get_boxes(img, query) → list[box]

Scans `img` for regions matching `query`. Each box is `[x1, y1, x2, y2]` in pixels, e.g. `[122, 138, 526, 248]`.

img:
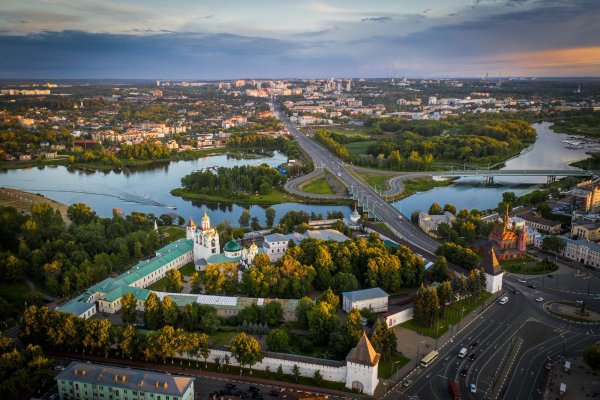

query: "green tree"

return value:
[262, 301, 284, 326]
[203, 263, 238, 295]
[437, 280, 454, 315]
[162, 296, 179, 327]
[542, 235, 566, 253]
[265, 207, 276, 228]
[583, 344, 600, 372]
[165, 269, 183, 293]
[307, 301, 338, 345]
[239, 209, 251, 228]
[370, 320, 398, 360]
[266, 328, 289, 352]
[230, 332, 263, 374]
[443, 204, 456, 214]
[190, 272, 203, 293]
[332, 272, 359, 294]
[182, 303, 198, 331]
[431, 256, 449, 282]
[313, 370, 323, 385]
[429, 202, 442, 215]
[144, 292, 163, 330]
[121, 292, 137, 325]
[119, 324, 140, 359]
[295, 297, 314, 329]
[67, 203, 97, 225]
[292, 364, 300, 381]
[317, 288, 340, 310]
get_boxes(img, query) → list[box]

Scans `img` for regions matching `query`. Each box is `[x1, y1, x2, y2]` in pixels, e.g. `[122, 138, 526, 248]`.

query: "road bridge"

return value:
[435, 169, 595, 184]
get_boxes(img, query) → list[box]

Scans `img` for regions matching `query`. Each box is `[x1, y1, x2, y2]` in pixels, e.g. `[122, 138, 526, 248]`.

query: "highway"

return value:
[273, 101, 441, 257]
[389, 277, 600, 400]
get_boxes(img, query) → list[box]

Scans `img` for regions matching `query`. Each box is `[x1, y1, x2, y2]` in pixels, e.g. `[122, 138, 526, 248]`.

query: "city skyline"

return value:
[0, 1, 599, 79]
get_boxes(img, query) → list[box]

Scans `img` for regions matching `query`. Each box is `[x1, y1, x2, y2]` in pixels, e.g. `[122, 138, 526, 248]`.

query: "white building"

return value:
[418, 211, 456, 238]
[342, 287, 389, 313]
[480, 248, 504, 294]
[263, 230, 349, 261]
[561, 237, 600, 269]
[187, 211, 220, 266]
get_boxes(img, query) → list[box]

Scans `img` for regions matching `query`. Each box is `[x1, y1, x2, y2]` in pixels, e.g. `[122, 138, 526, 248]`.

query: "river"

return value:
[0, 150, 351, 226]
[0, 122, 590, 225]
[392, 122, 591, 216]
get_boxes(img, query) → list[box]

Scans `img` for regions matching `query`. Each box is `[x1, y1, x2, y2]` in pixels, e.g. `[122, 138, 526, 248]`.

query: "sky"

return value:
[0, 0, 599, 79]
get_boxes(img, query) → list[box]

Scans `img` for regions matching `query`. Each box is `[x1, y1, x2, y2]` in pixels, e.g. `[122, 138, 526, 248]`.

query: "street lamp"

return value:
[415, 340, 426, 367]
[457, 307, 466, 331]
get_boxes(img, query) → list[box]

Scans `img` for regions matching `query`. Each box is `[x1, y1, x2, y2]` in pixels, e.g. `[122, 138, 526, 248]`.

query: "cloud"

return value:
[360, 17, 392, 23]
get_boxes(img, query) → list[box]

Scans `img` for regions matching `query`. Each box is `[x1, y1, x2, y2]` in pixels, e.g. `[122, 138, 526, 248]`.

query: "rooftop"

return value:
[342, 287, 389, 302]
[56, 362, 194, 396]
[345, 333, 380, 367]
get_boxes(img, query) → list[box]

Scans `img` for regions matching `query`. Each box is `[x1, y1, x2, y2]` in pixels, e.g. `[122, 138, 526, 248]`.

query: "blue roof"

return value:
[342, 287, 389, 302]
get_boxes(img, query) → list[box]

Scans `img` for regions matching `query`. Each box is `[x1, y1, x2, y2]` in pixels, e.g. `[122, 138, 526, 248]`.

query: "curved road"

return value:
[273, 101, 440, 257]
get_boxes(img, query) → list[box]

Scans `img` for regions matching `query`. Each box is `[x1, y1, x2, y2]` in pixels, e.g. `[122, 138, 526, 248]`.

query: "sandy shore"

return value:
[0, 187, 71, 224]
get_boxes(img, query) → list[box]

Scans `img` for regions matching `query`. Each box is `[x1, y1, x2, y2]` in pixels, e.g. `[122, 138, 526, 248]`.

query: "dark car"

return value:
[470, 342, 478, 349]
[527, 284, 536, 289]
[249, 386, 259, 393]
[512, 288, 519, 294]
[252, 394, 264, 400]
[460, 369, 468, 377]
[269, 389, 280, 397]
[226, 383, 236, 390]
[468, 353, 476, 361]
[547, 274, 554, 278]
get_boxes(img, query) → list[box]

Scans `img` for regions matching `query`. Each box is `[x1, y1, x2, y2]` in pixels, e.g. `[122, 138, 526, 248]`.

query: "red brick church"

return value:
[478, 206, 526, 261]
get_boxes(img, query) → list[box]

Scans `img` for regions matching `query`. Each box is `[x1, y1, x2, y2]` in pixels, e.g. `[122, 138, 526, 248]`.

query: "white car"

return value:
[469, 384, 477, 393]
[518, 279, 527, 283]
[535, 297, 544, 302]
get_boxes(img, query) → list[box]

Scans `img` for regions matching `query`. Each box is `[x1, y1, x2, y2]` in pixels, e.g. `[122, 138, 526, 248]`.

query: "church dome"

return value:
[250, 243, 258, 252]
[224, 240, 242, 252]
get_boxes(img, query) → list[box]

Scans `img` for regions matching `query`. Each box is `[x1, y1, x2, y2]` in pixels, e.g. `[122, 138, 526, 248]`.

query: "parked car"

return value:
[402, 380, 413, 387]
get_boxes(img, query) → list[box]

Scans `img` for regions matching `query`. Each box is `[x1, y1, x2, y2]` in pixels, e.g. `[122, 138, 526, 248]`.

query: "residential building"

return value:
[418, 211, 456, 238]
[572, 180, 600, 212]
[263, 230, 349, 261]
[519, 211, 562, 234]
[342, 287, 389, 313]
[561, 237, 600, 269]
[571, 219, 600, 241]
[56, 362, 194, 400]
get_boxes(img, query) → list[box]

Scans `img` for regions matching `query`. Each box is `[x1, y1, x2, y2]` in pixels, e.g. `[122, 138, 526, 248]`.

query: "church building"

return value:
[478, 206, 526, 261]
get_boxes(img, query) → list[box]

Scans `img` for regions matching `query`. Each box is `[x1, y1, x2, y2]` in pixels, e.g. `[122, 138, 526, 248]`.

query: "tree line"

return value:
[0, 203, 159, 322]
[180, 164, 286, 197]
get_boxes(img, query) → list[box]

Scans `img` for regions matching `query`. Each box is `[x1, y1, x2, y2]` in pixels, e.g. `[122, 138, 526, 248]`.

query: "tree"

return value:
[239, 209, 251, 228]
[67, 203, 97, 225]
[162, 296, 179, 327]
[583, 344, 600, 372]
[332, 272, 359, 294]
[121, 292, 137, 325]
[307, 301, 338, 345]
[262, 301, 283, 326]
[182, 303, 199, 331]
[295, 297, 314, 329]
[437, 280, 454, 314]
[276, 364, 284, 379]
[265, 207, 276, 228]
[413, 284, 440, 327]
[190, 272, 203, 293]
[266, 328, 289, 352]
[429, 202, 442, 215]
[443, 204, 456, 214]
[203, 263, 238, 295]
[370, 320, 397, 360]
[165, 269, 183, 293]
[542, 235, 566, 253]
[345, 308, 365, 344]
[431, 256, 449, 282]
[230, 333, 263, 374]
[292, 364, 300, 381]
[313, 370, 323, 386]
[119, 324, 139, 359]
[144, 292, 163, 330]
[317, 288, 340, 310]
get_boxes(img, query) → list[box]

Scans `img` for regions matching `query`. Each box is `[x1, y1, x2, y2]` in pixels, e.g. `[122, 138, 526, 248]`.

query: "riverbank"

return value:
[0, 187, 70, 224]
[171, 187, 353, 206]
[0, 146, 279, 171]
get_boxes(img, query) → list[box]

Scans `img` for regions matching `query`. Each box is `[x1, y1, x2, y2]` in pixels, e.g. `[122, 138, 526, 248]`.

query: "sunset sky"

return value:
[0, 0, 599, 79]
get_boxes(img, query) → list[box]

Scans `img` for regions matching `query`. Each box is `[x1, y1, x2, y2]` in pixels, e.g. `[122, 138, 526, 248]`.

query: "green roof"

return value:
[206, 253, 240, 265]
[224, 240, 242, 252]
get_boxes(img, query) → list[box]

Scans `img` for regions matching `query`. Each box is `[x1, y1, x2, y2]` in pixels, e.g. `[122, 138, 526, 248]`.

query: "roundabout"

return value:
[544, 300, 600, 323]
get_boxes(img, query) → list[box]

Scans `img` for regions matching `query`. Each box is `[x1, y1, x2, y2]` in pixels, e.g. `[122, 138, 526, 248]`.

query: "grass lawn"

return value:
[378, 353, 410, 379]
[301, 177, 335, 195]
[502, 260, 558, 275]
[352, 171, 391, 191]
[398, 178, 455, 200]
[146, 276, 170, 292]
[209, 331, 237, 346]
[328, 125, 371, 137]
[344, 140, 377, 155]
[401, 292, 492, 338]
[178, 262, 196, 277]
[164, 226, 185, 243]
[370, 221, 396, 238]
